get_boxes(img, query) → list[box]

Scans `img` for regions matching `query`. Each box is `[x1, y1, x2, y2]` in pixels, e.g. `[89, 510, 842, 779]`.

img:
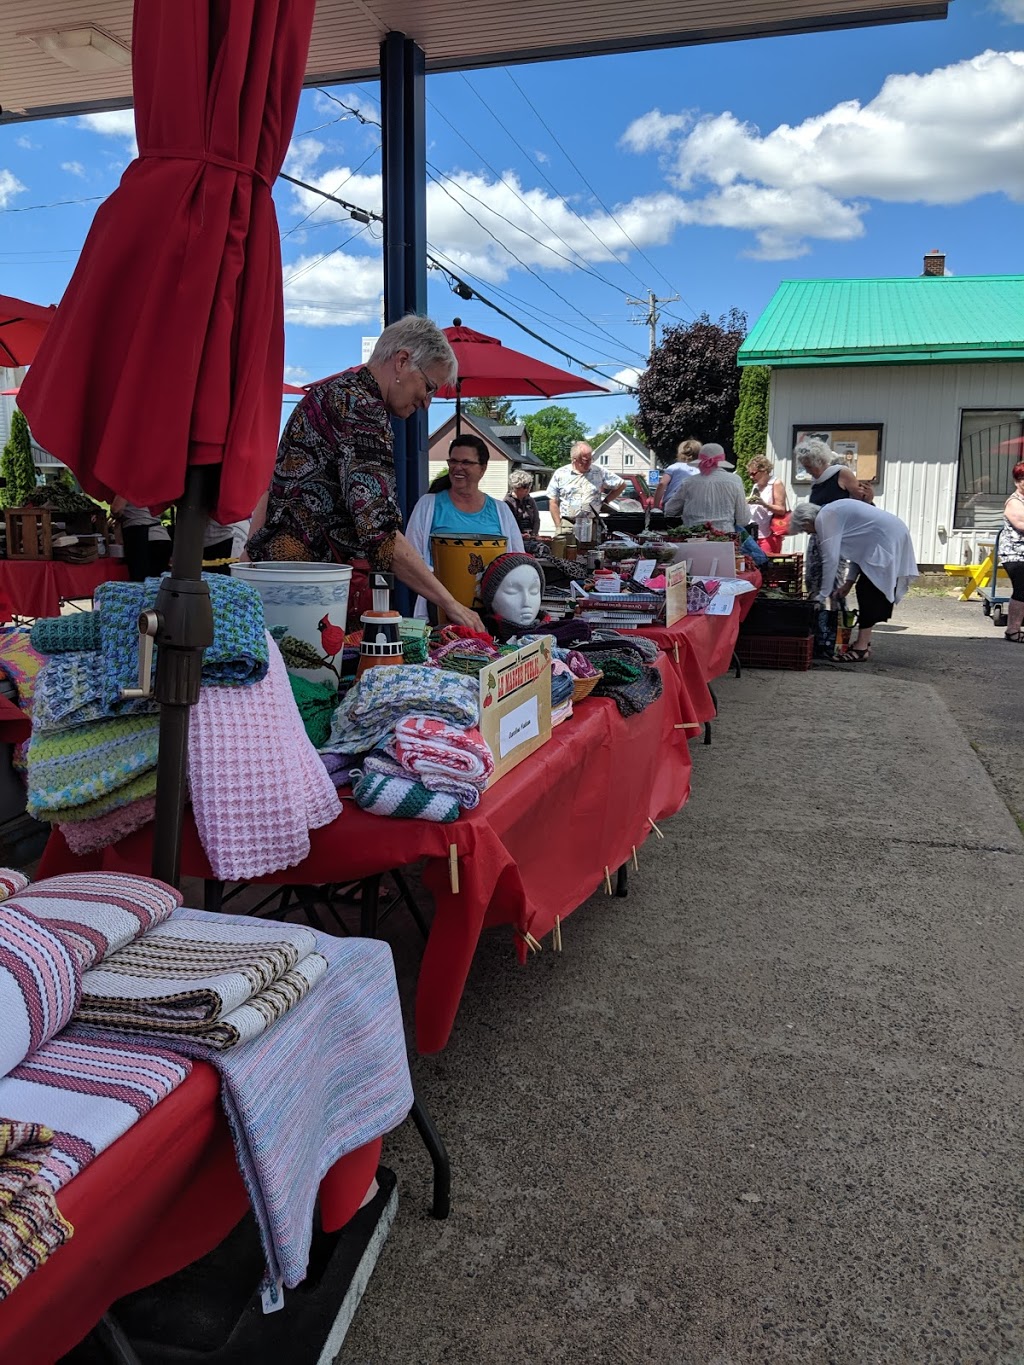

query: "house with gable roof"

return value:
[738, 252, 1024, 568]
[427, 412, 550, 501]
[591, 430, 656, 481]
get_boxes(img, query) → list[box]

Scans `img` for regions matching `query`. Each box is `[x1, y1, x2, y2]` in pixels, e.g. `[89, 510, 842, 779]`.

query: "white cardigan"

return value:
[405, 492, 524, 618]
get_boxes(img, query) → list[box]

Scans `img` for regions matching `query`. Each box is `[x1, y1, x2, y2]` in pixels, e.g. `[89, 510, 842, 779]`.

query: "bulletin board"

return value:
[792, 425, 883, 484]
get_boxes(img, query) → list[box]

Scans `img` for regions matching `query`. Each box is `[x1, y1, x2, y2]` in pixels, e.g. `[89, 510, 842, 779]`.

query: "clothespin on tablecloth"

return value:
[603, 866, 613, 896]
[448, 844, 459, 894]
[647, 817, 665, 840]
[632, 845, 639, 871]
[673, 642, 680, 664]
[674, 722, 701, 731]
[553, 915, 562, 953]
[515, 927, 543, 955]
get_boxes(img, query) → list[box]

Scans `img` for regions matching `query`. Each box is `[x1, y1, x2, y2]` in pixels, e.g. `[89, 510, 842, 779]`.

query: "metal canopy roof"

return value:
[2, 0, 948, 123]
[738, 276, 1024, 367]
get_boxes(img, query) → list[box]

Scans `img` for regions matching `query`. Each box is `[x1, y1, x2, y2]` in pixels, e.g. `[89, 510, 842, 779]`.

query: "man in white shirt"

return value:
[664, 443, 749, 531]
[548, 442, 626, 533]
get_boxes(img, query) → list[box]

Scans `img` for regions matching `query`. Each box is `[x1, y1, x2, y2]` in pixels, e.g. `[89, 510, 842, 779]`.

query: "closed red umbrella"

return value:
[19, 0, 316, 526]
[0, 294, 56, 369]
[438, 320, 607, 432]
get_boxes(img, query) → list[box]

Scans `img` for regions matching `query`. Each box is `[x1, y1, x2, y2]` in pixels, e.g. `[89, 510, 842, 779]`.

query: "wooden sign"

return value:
[479, 638, 552, 786]
[665, 562, 688, 626]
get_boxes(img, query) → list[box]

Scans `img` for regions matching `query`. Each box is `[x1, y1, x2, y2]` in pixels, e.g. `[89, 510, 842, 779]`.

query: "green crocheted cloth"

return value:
[287, 673, 338, 750]
[593, 654, 643, 686]
[26, 714, 159, 818]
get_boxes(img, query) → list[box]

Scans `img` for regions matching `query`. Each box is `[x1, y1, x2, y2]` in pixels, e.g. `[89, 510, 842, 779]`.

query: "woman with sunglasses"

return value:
[245, 316, 485, 631]
[405, 433, 524, 618]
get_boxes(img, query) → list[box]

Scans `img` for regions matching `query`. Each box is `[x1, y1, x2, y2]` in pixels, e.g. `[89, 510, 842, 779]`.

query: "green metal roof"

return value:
[738, 276, 1024, 367]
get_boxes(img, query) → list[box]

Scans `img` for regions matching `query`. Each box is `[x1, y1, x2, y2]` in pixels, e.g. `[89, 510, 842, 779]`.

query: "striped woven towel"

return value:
[0, 1119, 74, 1301]
[389, 716, 494, 787]
[0, 907, 81, 1080]
[6, 871, 182, 971]
[75, 916, 321, 1047]
[0, 1035, 191, 1190]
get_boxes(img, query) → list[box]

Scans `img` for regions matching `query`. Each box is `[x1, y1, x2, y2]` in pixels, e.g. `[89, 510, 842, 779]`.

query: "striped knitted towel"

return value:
[323, 665, 479, 757]
[351, 769, 460, 822]
[388, 716, 494, 788]
[0, 869, 29, 902]
[0, 1034, 191, 1190]
[363, 750, 481, 811]
[6, 872, 182, 971]
[0, 907, 80, 1080]
[188, 636, 341, 881]
[75, 917, 322, 1048]
[105, 907, 414, 1291]
[26, 713, 159, 819]
[0, 1120, 74, 1301]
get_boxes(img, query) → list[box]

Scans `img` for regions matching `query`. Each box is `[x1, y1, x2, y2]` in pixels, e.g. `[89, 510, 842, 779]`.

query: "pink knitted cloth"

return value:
[388, 716, 494, 788]
[188, 636, 341, 880]
[61, 796, 157, 856]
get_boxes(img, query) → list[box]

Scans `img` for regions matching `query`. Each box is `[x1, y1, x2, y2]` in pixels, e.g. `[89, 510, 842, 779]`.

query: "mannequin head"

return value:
[480, 553, 545, 626]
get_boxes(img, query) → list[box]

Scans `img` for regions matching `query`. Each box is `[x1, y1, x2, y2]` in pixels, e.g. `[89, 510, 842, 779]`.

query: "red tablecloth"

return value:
[0, 558, 129, 619]
[39, 654, 693, 1055]
[0, 693, 31, 744]
[0, 1062, 381, 1364]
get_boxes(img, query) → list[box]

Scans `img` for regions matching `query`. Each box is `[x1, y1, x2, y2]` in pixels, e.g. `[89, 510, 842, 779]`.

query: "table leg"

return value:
[359, 875, 382, 938]
[732, 650, 742, 679]
[408, 1090, 450, 1220]
[88, 1313, 144, 1365]
[615, 864, 629, 898]
[203, 879, 224, 913]
[703, 721, 712, 746]
[391, 869, 430, 941]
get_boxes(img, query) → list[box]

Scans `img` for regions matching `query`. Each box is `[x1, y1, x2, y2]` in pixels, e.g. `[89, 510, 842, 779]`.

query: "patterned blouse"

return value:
[999, 491, 1024, 565]
[247, 367, 401, 570]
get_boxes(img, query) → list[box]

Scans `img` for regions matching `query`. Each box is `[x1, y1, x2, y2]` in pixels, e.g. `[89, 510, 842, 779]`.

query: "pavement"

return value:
[338, 588, 1024, 1365]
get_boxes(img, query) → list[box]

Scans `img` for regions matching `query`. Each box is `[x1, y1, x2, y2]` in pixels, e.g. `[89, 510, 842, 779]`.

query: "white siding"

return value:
[427, 454, 510, 500]
[593, 433, 654, 476]
[767, 362, 1024, 566]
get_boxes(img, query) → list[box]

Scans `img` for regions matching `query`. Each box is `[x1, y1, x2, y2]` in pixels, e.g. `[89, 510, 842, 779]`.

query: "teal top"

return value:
[430, 490, 503, 538]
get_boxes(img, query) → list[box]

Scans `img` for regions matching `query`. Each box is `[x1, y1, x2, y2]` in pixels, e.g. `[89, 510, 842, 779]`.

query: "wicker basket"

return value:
[571, 669, 603, 703]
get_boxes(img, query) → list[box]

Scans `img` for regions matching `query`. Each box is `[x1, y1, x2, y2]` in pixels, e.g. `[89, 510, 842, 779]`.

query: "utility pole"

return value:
[627, 289, 679, 356]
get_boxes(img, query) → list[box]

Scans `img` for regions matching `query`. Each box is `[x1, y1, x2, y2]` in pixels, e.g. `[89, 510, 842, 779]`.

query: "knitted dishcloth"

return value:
[61, 795, 157, 856]
[362, 750, 481, 811]
[287, 673, 338, 750]
[351, 770, 460, 823]
[322, 665, 479, 758]
[53, 770, 158, 825]
[31, 614, 99, 656]
[584, 648, 664, 717]
[33, 651, 158, 734]
[27, 714, 160, 818]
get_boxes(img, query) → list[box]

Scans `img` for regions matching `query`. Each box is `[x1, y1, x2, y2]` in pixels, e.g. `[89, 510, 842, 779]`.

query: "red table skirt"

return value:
[0, 559, 129, 619]
[0, 1062, 381, 1365]
[40, 652, 694, 1055]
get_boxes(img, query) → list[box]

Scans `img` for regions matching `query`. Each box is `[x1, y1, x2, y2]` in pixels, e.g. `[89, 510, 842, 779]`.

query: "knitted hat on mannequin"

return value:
[479, 553, 545, 614]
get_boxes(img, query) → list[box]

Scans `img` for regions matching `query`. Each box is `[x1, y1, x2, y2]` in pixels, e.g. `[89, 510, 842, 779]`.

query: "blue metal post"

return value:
[381, 32, 427, 520]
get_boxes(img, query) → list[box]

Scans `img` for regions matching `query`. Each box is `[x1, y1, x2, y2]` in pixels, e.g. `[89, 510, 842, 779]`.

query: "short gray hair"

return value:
[570, 440, 593, 459]
[368, 315, 457, 384]
[788, 502, 820, 534]
[508, 469, 533, 489]
[794, 437, 833, 473]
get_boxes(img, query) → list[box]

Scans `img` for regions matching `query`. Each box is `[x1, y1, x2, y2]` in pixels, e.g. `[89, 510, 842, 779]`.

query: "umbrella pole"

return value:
[455, 382, 461, 438]
[150, 465, 217, 887]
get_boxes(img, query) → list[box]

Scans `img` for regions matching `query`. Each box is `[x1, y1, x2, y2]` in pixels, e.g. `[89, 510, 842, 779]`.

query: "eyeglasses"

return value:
[414, 368, 438, 398]
[448, 458, 481, 468]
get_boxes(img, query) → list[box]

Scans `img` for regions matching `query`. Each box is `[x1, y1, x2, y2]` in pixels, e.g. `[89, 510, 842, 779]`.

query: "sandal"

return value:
[1004, 631, 1024, 643]
[841, 647, 872, 663]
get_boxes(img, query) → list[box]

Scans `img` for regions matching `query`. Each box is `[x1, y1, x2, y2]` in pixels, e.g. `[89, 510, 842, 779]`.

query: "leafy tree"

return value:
[733, 365, 771, 480]
[0, 410, 38, 508]
[637, 308, 747, 455]
[588, 413, 641, 447]
[522, 405, 587, 469]
[464, 396, 517, 425]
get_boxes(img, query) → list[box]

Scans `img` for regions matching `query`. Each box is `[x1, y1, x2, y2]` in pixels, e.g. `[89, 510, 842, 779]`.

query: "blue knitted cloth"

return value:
[33, 652, 159, 734]
[31, 613, 100, 655]
[322, 666, 479, 758]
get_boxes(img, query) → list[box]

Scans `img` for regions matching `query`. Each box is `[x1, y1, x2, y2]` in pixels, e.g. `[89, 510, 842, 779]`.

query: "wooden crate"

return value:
[5, 507, 53, 561]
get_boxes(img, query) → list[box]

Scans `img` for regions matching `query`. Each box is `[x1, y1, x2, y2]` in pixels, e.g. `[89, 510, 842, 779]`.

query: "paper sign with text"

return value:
[665, 562, 688, 626]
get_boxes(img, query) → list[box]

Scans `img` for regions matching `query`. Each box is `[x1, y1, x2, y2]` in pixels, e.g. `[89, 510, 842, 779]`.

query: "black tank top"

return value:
[808, 470, 851, 507]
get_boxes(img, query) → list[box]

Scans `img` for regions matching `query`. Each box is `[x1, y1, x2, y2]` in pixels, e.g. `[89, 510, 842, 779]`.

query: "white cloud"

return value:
[620, 109, 692, 153]
[283, 249, 383, 328]
[993, 0, 1024, 19]
[15, 136, 38, 151]
[535, 150, 549, 164]
[284, 364, 310, 382]
[607, 366, 644, 392]
[61, 160, 86, 179]
[284, 137, 326, 179]
[623, 50, 1024, 257]
[0, 170, 26, 208]
[77, 110, 138, 156]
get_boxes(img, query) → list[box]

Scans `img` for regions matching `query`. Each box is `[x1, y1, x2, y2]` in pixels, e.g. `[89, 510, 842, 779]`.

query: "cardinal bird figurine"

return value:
[317, 614, 345, 663]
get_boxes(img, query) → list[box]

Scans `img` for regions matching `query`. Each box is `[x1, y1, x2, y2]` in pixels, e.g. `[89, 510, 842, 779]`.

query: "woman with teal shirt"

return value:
[406, 434, 524, 617]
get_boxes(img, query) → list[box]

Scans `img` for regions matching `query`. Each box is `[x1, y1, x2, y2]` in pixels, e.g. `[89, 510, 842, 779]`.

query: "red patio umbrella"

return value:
[439, 320, 608, 434]
[19, 0, 316, 885]
[0, 293, 56, 369]
[998, 437, 1024, 456]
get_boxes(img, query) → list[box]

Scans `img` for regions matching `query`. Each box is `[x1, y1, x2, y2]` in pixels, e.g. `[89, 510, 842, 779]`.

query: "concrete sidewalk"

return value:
[341, 597, 1024, 1364]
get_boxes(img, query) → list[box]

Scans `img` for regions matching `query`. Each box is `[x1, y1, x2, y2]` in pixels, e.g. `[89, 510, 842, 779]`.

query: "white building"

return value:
[591, 431, 655, 479]
[739, 258, 1024, 569]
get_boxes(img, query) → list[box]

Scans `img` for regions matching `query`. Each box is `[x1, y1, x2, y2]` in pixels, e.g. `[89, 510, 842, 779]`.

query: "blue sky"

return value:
[1, 0, 1021, 441]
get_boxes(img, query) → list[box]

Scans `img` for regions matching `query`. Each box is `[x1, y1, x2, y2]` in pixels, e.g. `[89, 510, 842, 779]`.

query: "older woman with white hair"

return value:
[246, 315, 484, 631]
[504, 469, 541, 537]
[788, 501, 918, 662]
[795, 437, 864, 506]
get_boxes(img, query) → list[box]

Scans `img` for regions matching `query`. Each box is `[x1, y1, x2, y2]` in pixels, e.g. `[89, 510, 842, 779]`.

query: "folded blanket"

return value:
[92, 908, 413, 1290]
[7, 872, 181, 971]
[32, 650, 158, 734]
[388, 716, 494, 790]
[351, 769, 460, 822]
[323, 665, 479, 757]
[202, 953, 328, 1050]
[0, 1119, 74, 1300]
[0, 908, 81, 1080]
[75, 916, 319, 1046]
[188, 635, 340, 881]
[0, 1035, 191, 1190]
[60, 795, 157, 856]
[26, 714, 160, 818]
[0, 869, 29, 902]
[363, 750, 481, 811]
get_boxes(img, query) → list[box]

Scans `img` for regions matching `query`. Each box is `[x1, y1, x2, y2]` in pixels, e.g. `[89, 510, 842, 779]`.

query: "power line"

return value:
[0, 194, 103, 213]
[627, 290, 680, 356]
[279, 145, 380, 241]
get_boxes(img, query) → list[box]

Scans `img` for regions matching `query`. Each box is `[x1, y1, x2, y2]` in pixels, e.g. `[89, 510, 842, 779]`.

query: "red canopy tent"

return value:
[438, 320, 609, 433]
[0, 294, 56, 369]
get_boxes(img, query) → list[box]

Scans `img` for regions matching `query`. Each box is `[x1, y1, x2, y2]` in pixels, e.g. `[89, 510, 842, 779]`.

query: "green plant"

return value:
[733, 365, 771, 489]
[0, 410, 38, 508]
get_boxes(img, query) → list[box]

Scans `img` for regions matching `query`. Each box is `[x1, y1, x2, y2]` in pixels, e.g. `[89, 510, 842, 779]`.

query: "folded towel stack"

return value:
[0, 1120, 75, 1300]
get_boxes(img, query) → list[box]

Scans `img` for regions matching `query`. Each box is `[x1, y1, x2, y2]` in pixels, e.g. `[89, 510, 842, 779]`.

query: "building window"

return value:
[624, 453, 634, 466]
[791, 424, 883, 484]
[954, 409, 1024, 530]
